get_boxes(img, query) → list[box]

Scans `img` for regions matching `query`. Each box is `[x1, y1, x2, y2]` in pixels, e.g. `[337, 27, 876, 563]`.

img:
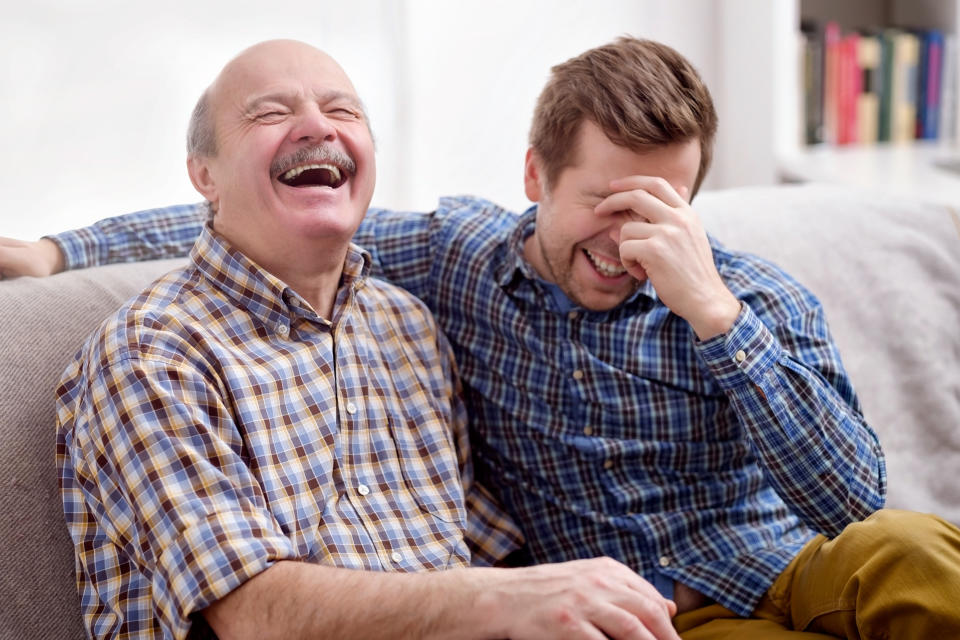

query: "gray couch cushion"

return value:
[0, 259, 184, 639]
[699, 183, 960, 523]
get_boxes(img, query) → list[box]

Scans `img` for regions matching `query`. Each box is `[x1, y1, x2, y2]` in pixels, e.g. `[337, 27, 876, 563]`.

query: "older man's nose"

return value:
[290, 106, 337, 143]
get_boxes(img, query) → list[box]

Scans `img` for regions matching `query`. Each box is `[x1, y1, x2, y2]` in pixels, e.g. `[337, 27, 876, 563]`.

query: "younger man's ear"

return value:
[523, 148, 546, 203]
[187, 154, 220, 207]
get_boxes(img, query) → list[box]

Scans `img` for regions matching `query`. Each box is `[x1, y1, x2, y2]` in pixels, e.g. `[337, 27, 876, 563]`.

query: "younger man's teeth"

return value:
[281, 163, 342, 181]
[585, 249, 626, 276]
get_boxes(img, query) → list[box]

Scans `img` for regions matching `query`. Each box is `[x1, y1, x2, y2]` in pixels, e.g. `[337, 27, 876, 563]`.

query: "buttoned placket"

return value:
[330, 284, 409, 571]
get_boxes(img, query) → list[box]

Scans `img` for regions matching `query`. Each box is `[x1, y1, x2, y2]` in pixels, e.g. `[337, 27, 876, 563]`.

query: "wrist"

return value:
[426, 568, 506, 640]
[690, 294, 741, 341]
[38, 238, 65, 275]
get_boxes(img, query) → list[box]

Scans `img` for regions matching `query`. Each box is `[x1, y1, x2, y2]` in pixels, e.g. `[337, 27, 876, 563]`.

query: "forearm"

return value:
[204, 561, 501, 640]
[49, 202, 207, 270]
[734, 358, 885, 532]
[700, 304, 885, 535]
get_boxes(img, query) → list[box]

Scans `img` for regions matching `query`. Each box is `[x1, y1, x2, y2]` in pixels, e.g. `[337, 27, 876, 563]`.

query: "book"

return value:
[857, 34, 882, 144]
[877, 30, 895, 142]
[919, 30, 944, 140]
[822, 22, 842, 144]
[890, 30, 920, 143]
[938, 34, 958, 145]
[801, 22, 825, 144]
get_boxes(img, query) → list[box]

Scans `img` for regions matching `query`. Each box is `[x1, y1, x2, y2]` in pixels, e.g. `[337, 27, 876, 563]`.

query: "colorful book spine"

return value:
[857, 34, 881, 145]
[890, 31, 919, 143]
[938, 34, 958, 145]
[921, 30, 944, 140]
[823, 22, 842, 145]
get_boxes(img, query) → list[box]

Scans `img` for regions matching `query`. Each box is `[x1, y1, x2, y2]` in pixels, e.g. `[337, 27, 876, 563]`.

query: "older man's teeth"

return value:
[280, 163, 342, 183]
[584, 249, 626, 277]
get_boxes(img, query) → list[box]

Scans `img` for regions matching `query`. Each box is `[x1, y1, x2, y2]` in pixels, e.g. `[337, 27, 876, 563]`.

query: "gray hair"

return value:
[187, 89, 217, 156]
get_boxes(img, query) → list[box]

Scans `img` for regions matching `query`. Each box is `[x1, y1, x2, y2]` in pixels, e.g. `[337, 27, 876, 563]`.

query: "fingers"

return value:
[576, 559, 679, 640]
[609, 176, 687, 207]
[595, 188, 670, 224]
[497, 558, 681, 640]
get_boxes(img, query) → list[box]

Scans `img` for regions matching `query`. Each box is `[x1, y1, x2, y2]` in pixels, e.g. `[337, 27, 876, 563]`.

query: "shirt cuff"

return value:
[153, 509, 297, 638]
[46, 227, 109, 270]
[696, 302, 783, 390]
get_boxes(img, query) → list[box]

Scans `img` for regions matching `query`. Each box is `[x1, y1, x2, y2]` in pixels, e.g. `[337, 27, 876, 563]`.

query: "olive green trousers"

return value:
[674, 510, 960, 639]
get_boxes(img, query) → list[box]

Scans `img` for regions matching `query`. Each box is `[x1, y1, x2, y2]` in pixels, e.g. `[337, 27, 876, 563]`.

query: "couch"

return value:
[1, 183, 958, 638]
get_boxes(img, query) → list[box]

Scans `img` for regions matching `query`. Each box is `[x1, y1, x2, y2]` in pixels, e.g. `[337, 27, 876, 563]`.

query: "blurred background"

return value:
[2, 0, 957, 239]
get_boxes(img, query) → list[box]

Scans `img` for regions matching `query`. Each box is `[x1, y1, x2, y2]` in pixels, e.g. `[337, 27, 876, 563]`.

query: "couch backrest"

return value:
[698, 184, 960, 523]
[0, 259, 184, 640]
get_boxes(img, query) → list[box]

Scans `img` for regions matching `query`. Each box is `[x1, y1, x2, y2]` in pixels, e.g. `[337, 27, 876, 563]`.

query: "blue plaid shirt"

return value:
[52, 196, 886, 616]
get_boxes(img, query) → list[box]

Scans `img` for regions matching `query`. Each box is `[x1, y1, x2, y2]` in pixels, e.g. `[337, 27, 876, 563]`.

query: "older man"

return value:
[10, 37, 960, 638]
[53, 40, 681, 640]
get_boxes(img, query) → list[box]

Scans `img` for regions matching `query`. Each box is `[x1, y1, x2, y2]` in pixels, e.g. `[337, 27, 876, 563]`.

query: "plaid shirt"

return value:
[53, 195, 886, 617]
[55, 224, 522, 639]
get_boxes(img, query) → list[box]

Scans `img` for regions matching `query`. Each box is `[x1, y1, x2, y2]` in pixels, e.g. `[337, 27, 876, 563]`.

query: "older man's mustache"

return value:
[271, 144, 357, 181]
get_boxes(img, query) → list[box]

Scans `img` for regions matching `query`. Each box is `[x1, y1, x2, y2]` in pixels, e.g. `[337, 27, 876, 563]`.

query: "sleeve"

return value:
[59, 345, 297, 639]
[47, 203, 208, 270]
[433, 328, 525, 565]
[696, 256, 886, 538]
[353, 208, 439, 302]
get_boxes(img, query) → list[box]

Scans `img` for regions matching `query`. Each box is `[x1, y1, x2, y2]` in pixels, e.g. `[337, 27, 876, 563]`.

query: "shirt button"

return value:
[357, 483, 370, 496]
[583, 426, 594, 436]
[572, 369, 584, 380]
[659, 555, 671, 568]
[277, 324, 289, 336]
[391, 552, 403, 564]
[735, 349, 746, 363]
[603, 459, 614, 470]
[346, 402, 358, 414]
[568, 310, 579, 320]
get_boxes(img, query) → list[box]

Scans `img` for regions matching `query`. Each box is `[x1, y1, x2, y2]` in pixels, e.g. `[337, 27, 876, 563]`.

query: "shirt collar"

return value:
[189, 222, 371, 330]
[496, 205, 658, 316]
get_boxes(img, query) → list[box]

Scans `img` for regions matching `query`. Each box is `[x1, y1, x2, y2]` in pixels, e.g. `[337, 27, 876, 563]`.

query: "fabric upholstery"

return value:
[0, 259, 183, 639]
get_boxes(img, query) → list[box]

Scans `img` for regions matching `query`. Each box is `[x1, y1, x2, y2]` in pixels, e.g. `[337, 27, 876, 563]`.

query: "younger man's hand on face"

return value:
[594, 177, 740, 340]
[0, 237, 65, 280]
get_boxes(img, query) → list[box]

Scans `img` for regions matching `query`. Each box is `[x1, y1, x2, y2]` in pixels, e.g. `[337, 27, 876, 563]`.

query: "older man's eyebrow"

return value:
[244, 90, 367, 117]
[314, 89, 367, 114]
[244, 92, 295, 113]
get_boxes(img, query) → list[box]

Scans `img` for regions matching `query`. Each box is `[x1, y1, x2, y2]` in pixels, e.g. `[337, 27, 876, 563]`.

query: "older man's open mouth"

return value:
[277, 163, 348, 189]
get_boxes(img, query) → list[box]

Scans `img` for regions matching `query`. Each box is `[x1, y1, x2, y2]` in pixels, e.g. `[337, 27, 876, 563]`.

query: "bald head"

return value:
[187, 40, 361, 157]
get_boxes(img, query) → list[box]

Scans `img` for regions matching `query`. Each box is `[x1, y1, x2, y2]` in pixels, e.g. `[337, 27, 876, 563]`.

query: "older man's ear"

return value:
[187, 155, 219, 209]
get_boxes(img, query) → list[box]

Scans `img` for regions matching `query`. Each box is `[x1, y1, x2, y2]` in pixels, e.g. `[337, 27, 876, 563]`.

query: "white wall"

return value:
[2, 0, 776, 240]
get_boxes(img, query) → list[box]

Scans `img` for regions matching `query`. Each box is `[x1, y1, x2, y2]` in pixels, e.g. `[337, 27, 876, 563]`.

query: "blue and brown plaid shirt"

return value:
[53, 195, 886, 617]
[55, 223, 522, 639]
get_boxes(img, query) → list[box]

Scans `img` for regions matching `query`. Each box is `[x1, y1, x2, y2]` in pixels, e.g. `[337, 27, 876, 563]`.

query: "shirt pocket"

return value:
[389, 409, 467, 526]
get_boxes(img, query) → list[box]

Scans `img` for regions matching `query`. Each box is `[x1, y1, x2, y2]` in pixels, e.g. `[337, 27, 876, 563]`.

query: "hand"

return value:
[485, 557, 680, 640]
[0, 237, 65, 279]
[595, 176, 740, 340]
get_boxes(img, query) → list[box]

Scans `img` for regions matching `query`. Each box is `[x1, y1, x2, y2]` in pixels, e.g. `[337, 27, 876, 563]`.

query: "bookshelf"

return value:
[772, 0, 960, 205]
